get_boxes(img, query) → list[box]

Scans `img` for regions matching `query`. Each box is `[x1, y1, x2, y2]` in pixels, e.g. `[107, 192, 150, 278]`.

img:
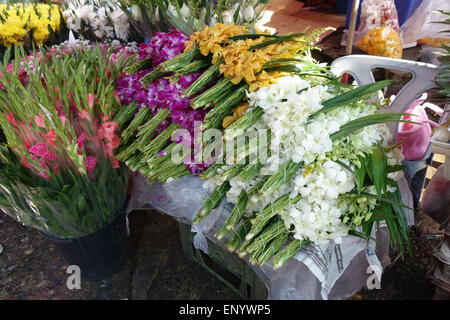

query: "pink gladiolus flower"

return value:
[29, 143, 56, 161]
[98, 121, 119, 140]
[37, 171, 50, 180]
[4, 112, 17, 126]
[29, 143, 48, 157]
[85, 156, 97, 172]
[79, 109, 91, 120]
[40, 158, 47, 170]
[34, 114, 45, 127]
[59, 115, 67, 126]
[77, 133, 86, 150]
[87, 93, 95, 108]
[43, 149, 57, 161]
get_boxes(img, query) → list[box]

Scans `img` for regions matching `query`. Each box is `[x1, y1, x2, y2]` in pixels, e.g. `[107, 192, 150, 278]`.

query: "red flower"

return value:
[20, 156, 30, 169]
[112, 158, 119, 169]
[44, 129, 58, 147]
[4, 112, 17, 126]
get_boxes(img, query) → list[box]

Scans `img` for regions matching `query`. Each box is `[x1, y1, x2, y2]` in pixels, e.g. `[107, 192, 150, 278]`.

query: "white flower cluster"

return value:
[204, 74, 406, 244]
[167, 1, 258, 27]
[281, 160, 355, 244]
[63, 0, 130, 41]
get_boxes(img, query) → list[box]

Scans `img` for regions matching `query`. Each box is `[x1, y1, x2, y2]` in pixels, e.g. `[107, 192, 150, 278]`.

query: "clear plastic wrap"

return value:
[0, 148, 129, 239]
[357, 25, 403, 58]
[127, 173, 413, 300]
[342, 0, 402, 57]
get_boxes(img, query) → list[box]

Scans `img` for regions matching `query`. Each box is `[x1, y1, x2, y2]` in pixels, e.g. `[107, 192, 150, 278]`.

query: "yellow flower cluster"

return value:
[357, 26, 402, 59]
[0, 4, 61, 47]
[222, 102, 250, 128]
[184, 23, 248, 63]
[185, 23, 307, 91]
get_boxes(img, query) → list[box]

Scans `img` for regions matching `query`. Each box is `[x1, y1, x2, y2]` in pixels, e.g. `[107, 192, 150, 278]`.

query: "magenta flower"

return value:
[29, 143, 49, 158]
[85, 156, 97, 172]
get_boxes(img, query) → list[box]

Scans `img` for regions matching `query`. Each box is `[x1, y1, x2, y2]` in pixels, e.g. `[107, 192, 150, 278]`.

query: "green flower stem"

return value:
[256, 232, 289, 266]
[121, 107, 152, 143]
[260, 160, 303, 197]
[220, 164, 244, 182]
[204, 85, 248, 120]
[272, 239, 309, 269]
[176, 58, 210, 76]
[141, 123, 181, 156]
[224, 189, 249, 231]
[246, 219, 286, 254]
[190, 77, 235, 109]
[192, 181, 230, 225]
[238, 161, 264, 181]
[226, 217, 253, 253]
[247, 194, 302, 241]
[184, 61, 221, 97]
[112, 102, 138, 130]
[124, 57, 153, 75]
[224, 107, 264, 141]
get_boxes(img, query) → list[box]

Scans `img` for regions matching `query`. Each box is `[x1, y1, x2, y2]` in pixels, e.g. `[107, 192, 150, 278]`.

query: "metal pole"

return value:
[346, 0, 360, 55]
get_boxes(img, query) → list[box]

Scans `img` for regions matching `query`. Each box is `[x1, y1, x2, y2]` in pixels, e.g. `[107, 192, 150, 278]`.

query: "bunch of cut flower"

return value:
[113, 28, 211, 182]
[192, 71, 416, 269]
[116, 0, 268, 40]
[115, 23, 330, 183]
[0, 45, 132, 238]
[0, 3, 65, 49]
[62, 0, 132, 42]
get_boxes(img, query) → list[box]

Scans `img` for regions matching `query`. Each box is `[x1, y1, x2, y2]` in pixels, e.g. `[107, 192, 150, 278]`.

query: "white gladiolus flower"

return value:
[205, 74, 403, 245]
[243, 6, 255, 22]
[222, 11, 233, 25]
[180, 3, 191, 20]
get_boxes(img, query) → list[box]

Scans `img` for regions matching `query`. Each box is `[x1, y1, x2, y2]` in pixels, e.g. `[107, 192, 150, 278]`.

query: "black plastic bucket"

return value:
[40, 208, 128, 281]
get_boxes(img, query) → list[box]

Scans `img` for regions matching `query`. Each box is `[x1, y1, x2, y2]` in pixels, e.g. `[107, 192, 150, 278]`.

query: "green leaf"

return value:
[354, 156, 366, 193]
[309, 80, 393, 119]
[370, 146, 387, 197]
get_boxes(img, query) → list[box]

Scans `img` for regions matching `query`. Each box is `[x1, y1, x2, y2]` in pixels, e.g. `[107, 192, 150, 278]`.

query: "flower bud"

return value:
[243, 6, 254, 22]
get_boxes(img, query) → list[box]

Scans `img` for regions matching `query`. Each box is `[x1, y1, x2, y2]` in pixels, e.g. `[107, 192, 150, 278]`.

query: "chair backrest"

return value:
[330, 55, 440, 137]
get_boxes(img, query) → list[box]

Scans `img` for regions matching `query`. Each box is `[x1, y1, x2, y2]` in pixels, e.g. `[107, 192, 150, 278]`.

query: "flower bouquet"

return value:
[117, 23, 416, 269]
[113, 23, 326, 182]
[62, 0, 132, 42]
[0, 46, 131, 240]
[0, 3, 66, 54]
[117, 0, 268, 40]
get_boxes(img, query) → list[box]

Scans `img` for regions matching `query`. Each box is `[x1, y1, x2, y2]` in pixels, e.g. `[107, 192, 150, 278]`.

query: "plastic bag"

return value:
[127, 173, 415, 299]
[400, 0, 450, 48]
[342, 0, 402, 56]
[420, 163, 450, 226]
[357, 25, 402, 58]
[356, 0, 400, 33]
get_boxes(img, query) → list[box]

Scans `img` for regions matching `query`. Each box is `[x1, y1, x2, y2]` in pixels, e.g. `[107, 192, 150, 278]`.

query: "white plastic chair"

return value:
[330, 55, 441, 203]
